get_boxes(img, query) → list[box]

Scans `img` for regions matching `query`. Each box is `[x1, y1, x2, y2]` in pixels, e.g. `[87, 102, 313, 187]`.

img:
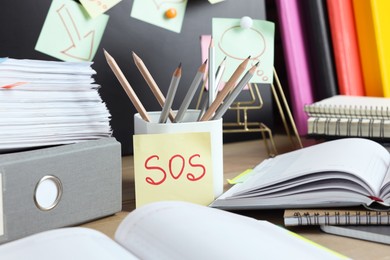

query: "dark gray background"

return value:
[0, 0, 275, 154]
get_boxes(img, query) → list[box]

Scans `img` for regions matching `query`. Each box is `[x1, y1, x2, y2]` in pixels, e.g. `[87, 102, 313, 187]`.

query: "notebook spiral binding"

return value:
[305, 96, 390, 139]
[292, 210, 390, 225]
[305, 104, 390, 119]
[309, 117, 389, 138]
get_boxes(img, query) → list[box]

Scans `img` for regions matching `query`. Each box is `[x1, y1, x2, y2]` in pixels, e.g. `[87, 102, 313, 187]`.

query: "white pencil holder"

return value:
[133, 110, 224, 203]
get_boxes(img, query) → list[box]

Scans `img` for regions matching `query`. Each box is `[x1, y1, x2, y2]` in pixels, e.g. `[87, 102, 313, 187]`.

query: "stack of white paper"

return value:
[0, 57, 112, 152]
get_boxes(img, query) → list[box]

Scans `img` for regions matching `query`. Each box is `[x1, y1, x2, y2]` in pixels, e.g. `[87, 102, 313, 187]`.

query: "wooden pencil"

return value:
[132, 52, 175, 122]
[212, 62, 258, 120]
[208, 37, 216, 107]
[175, 59, 207, 123]
[159, 63, 182, 123]
[197, 56, 227, 121]
[200, 56, 250, 121]
[214, 56, 227, 94]
[104, 49, 150, 122]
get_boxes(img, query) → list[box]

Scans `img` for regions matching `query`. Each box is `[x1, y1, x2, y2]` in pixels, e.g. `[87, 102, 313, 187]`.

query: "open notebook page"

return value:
[115, 201, 346, 259]
[233, 138, 390, 197]
[0, 227, 136, 259]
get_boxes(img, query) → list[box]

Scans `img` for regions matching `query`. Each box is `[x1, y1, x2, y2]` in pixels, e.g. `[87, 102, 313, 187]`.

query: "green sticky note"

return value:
[212, 18, 275, 83]
[130, 0, 187, 33]
[35, 0, 109, 62]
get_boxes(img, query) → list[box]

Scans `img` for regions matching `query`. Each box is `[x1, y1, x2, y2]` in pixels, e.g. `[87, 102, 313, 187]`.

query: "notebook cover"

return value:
[320, 225, 390, 245]
[0, 138, 122, 244]
[298, 0, 338, 101]
[326, 0, 365, 96]
[275, 0, 314, 135]
[353, 0, 390, 97]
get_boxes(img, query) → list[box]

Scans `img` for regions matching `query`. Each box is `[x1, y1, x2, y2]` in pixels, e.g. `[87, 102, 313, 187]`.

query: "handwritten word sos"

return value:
[144, 153, 207, 185]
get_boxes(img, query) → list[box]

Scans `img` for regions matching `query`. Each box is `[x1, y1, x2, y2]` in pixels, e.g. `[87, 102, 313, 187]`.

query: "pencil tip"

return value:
[223, 56, 227, 61]
[247, 55, 251, 59]
[175, 63, 182, 76]
[255, 61, 259, 66]
[103, 49, 110, 58]
[204, 59, 208, 64]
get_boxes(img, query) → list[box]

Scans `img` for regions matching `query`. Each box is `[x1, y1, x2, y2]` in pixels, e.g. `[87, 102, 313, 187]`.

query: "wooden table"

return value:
[81, 135, 390, 259]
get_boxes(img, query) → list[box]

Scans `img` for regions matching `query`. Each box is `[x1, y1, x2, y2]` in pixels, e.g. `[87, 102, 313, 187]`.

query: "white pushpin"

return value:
[240, 16, 253, 29]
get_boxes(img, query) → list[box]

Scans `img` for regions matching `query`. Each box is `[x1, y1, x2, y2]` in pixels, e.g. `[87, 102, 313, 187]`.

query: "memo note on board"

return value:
[35, 0, 109, 62]
[79, 0, 122, 18]
[133, 132, 214, 208]
[212, 18, 275, 84]
[130, 0, 187, 33]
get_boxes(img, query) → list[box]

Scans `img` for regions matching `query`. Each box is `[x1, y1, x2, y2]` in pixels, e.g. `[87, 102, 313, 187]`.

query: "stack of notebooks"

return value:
[0, 57, 112, 152]
[284, 208, 390, 226]
[210, 137, 390, 244]
[284, 208, 390, 245]
[274, 0, 390, 134]
[304, 95, 390, 140]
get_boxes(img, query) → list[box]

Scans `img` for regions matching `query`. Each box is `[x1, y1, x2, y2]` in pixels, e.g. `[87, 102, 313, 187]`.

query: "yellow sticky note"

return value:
[227, 169, 253, 184]
[79, 0, 122, 18]
[133, 132, 214, 208]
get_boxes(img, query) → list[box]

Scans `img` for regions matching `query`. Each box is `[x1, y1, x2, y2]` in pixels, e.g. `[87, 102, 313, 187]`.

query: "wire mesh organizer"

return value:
[197, 68, 302, 157]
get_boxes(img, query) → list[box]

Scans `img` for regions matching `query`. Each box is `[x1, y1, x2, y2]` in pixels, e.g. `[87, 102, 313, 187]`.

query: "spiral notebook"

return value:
[304, 95, 390, 139]
[320, 225, 390, 245]
[284, 208, 390, 226]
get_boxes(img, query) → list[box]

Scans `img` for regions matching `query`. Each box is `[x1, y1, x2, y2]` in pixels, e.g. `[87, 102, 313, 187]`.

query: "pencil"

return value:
[200, 56, 251, 121]
[159, 63, 182, 123]
[197, 56, 226, 121]
[132, 52, 175, 122]
[196, 90, 209, 121]
[214, 56, 227, 95]
[104, 49, 150, 122]
[212, 62, 258, 120]
[175, 59, 208, 123]
[208, 37, 216, 108]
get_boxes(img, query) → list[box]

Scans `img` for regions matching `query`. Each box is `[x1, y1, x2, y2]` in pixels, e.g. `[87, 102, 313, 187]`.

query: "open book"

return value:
[210, 138, 390, 210]
[0, 201, 346, 259]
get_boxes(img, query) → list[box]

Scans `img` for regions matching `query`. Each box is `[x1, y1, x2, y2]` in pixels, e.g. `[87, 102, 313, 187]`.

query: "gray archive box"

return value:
[0, 137, 122, 244]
